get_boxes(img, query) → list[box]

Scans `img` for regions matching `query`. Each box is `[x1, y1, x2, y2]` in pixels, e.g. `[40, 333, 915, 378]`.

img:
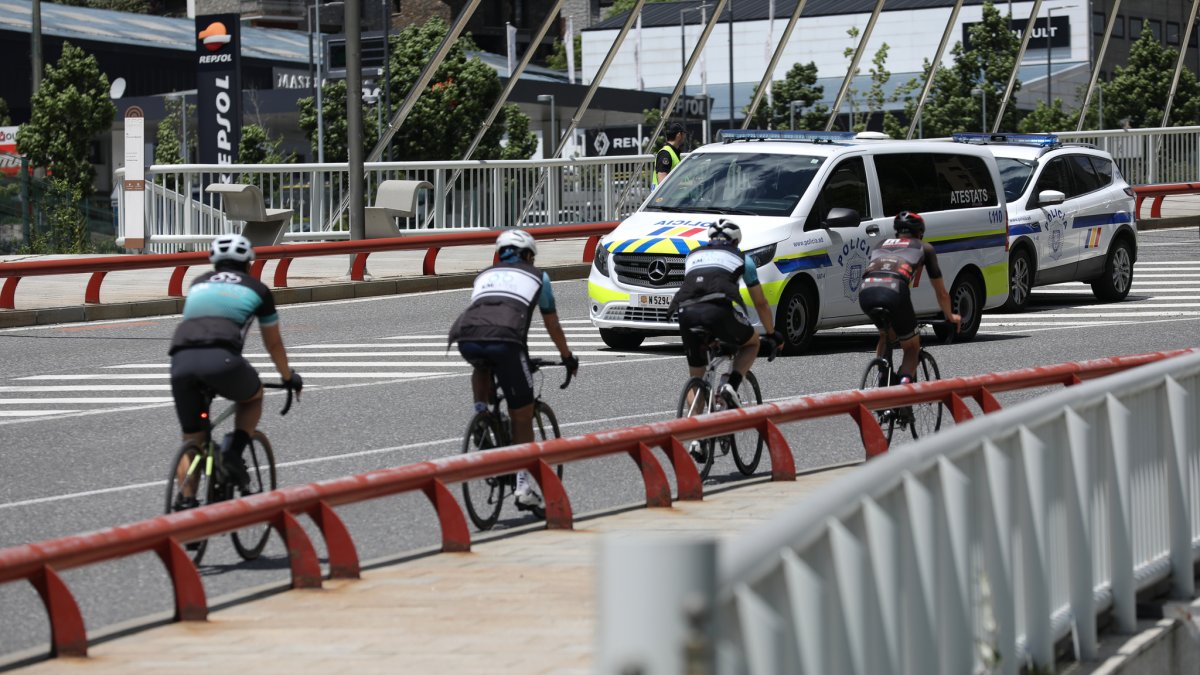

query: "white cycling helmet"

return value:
[210, 233, 255, 265]
[495, 228, 538, 257]
[707, 219, 742, 245]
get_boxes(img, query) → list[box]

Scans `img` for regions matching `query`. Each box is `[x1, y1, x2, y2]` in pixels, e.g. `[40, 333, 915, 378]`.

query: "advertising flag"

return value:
[507, 23, 517, 77]
[565, 16, 576, 84]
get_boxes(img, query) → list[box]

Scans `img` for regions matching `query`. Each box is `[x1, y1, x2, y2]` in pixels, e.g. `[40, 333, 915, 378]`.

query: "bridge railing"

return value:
[599, 350, 1200, 675]
[0, 349, 1189, 660]
[1059, 126, 1200, 186]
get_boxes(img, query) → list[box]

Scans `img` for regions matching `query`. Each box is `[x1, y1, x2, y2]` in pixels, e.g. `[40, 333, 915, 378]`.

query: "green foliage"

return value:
[742, 62, 828, 130]
[238, 124, 296, 165]
[1017, 98, 1075, 133]
[54, 0, 150, 12]
[605, 0, 672, 19]
[25, 178, 89, 254]
[838, 28, 911, 135]
[17, 42, 115, 195]
[1099, 20, 1200, 128]
[154, 98, 184, 166]
[0, 98, 10, 126]
[912, 1, 1021, 137]
[499, 104, 538, 160]
[298, 79, 380, 162]
[546, 34, 581, 72]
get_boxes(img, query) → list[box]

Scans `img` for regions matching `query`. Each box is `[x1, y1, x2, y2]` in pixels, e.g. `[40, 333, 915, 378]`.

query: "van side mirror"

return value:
[822, 207, 861, 228]
[1038, 189, 1066, 206]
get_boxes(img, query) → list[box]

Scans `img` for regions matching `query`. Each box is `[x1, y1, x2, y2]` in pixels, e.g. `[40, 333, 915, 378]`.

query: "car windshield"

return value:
[995, 157, 1037, 201]
[644, 152, 823, 217]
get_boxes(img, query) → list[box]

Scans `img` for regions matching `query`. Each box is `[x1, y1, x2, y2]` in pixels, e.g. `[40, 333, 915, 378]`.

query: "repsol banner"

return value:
[195, 14, 241, 177]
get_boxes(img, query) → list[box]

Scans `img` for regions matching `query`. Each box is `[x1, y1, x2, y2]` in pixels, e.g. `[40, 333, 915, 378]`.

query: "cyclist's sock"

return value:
[898, 372, 915, 385]
[473, 401, 488, 414]
[726, 371, 743, 391]
[221, 429, 251, 463]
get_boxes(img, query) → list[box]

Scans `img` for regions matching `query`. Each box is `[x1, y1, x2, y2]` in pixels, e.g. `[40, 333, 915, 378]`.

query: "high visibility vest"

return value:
[651, 144, 681, 187]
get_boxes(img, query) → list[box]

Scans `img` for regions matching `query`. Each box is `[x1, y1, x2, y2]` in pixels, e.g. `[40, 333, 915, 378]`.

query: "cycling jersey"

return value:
[169, 268, 278, 355]
[668, 240, 760, 316]
[449, 260, 556, 347]
[863, 237, 942, 285]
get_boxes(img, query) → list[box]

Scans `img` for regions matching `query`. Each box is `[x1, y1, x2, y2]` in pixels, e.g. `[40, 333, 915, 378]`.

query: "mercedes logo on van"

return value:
[647, 259, 669, 283]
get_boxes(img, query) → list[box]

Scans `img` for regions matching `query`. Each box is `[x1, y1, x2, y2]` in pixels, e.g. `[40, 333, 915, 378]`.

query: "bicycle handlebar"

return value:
[263, 382, 297, 415]
[528, 358, 574, 390]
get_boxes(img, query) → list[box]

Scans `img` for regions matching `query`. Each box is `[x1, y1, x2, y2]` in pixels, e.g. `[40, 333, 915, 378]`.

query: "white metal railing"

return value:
[1058, 126, 1200, 186]
[600, 351, 1200, 674]
[115, 155, 654, 253]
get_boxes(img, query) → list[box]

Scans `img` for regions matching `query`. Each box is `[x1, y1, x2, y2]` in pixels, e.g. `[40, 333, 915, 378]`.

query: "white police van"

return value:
[952, 133, 1138, 312]
[587, 130, 1011, 353]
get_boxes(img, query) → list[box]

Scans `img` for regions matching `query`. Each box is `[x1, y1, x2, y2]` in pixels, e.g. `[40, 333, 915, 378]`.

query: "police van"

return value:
[587, 130, 1010, 353]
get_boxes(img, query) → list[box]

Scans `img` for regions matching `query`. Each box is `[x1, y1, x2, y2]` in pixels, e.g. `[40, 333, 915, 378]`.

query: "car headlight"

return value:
[594, 242, 610, 275]
[745, 243, 777, 269]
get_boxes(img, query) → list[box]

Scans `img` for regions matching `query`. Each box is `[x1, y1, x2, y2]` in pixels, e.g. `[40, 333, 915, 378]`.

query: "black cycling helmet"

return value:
[894, 211, 926, 237]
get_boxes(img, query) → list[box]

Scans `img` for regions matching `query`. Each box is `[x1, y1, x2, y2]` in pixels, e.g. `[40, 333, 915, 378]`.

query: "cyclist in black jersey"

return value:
[449, 229, 579, 510]
[858, 211, 961, 384]
[168, 234, 302, 491]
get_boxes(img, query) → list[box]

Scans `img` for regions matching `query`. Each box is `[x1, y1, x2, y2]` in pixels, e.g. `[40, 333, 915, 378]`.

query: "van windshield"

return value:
[995, 157, 1037, 201]
[645, 152, 823, 217]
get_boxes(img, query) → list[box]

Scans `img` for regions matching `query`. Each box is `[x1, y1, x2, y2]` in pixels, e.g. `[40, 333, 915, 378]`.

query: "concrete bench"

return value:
[205, 183, 293, 246]
[365, 180, 434, 238]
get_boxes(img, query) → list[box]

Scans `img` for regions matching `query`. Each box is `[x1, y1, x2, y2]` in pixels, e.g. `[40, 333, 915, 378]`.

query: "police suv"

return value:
[952, 133, 1138, 312]
[588, 130, 1011, 353]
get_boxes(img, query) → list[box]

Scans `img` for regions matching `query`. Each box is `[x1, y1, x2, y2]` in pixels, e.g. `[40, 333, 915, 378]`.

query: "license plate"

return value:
[635, 294, 672, 308]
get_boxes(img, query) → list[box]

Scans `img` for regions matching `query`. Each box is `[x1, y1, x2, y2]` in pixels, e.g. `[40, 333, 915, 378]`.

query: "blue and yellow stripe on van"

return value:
[927, 229, 1008, 253]
[773, 249, 832, 274]
[606, 237, 704, 256]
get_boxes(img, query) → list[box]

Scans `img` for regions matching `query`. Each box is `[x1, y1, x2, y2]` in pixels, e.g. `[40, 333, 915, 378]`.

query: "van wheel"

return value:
[1091, 238, 1133, 302]
[777, 284, 817, 355]
[999, 248, 1033, 313]
[599, 329, 645, 350]
[934, 274, 983, 343]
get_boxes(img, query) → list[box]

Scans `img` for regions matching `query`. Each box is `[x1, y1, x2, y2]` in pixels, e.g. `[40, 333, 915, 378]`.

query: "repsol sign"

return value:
[195, 13, 242, 179]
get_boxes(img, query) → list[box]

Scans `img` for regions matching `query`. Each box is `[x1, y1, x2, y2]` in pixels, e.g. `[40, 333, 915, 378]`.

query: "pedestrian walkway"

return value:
[13, 468, 854, 674]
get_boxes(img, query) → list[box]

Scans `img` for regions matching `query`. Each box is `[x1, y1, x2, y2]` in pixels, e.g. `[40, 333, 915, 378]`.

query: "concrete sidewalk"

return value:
[13, 469, 853, 674]
[0, 240, 592, 328]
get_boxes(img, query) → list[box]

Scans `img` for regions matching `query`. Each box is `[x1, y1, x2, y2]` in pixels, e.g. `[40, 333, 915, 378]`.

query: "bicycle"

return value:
[165, 382, 295, 565]
[858, 317, 946, 445]
[675, 328, 773, 480]
[460, 359, 574, 531]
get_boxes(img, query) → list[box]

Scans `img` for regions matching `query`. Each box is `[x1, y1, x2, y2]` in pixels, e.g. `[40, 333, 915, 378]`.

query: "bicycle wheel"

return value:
[676, 377, 714, 480]
[533, 402, 564, 479]
[165, 441, 215, 565]
[905, 350, 944, 441]
[230, 431, 277, 560]
[859, 358, 896, 445]
[728, 371, 764, 475]
[461, 412, 505, 531]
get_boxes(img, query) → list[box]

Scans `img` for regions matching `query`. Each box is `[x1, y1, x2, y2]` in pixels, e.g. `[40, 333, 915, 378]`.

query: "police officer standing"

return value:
[653, 122, 687, 188]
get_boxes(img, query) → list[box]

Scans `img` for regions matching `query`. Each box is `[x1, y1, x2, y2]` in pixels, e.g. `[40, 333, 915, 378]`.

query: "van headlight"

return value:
[594, 243, 610, 275]
[746, 243, 777, 268]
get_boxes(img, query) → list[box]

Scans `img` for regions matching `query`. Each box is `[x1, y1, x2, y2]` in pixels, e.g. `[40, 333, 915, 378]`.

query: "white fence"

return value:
[1059, 126, 1200, 186]
[600, 350, 1200, 674]
[115, 155, 654, 253]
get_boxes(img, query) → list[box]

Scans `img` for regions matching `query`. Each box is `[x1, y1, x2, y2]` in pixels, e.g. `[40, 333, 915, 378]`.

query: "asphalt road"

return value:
[1, 226, 1197, 661]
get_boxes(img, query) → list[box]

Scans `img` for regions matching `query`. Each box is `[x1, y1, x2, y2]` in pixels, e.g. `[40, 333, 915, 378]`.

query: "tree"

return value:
[911, 1, 1021, 137]
[499, 104, 538, 160]
[0, 98, 10, 126]
[238, 124, 296, 165]
[606, 0, 672, 19]
[1099, 20, 1200, 128]
[742, 62, 828, 130]
[1017, 98, 1075, 133]
[17, 42, 115, 195]
[546, 34, 581, 72]
[298, 17, 537, 162]
[154, 98, 185, 166]
[55, 0, 150, 11]
[838, 28, 912, 135]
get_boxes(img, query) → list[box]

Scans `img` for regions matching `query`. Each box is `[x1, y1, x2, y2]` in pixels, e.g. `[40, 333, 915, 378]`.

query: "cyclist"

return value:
[670, 219, 782, 414]
[449, 229, 579, 511]
[858, 211, 961, 384]
[169, 234, 302, 499]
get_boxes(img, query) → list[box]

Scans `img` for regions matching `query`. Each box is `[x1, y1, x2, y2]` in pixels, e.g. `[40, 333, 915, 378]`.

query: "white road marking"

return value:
[248, 342, 676, 354]
[0, 410, 83, 417]
[0, 385, 172, 392]
[0, 397, 175, 404]
[1128, 273, 1200, 278]
[1033, 289, 1198, 295]
[981, 321, 1124, 327]
[986, 311, 1200, 318]
[16, 373, 451, 380]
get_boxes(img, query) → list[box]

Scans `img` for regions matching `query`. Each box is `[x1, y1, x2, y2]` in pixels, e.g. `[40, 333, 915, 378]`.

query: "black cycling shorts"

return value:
[677, 301, 755, 368]
[170, 347, 262, 433]
[858, 275, 917, 341]
[458, 340, 535, 409]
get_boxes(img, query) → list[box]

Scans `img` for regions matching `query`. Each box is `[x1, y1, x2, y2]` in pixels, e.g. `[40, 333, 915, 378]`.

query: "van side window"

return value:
[805, 157, 868, 230]
[875, 153, 998, 214]
[1033, 157, 1074, 202]
[1068, 155, 1103, 195]
[1087, 155, 1113, 186]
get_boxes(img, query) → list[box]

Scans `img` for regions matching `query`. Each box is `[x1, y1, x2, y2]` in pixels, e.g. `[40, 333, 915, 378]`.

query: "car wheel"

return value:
[999, 248, 1033, 312]
[934, 273, 983, 342]
[1090, 238, 1133, 302]
[776, 282, 817, 355]
[599, 329, 645, 350]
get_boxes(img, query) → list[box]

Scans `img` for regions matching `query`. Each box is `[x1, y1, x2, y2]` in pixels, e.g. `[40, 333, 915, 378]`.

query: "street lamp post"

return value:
[537, 94, 558, 224]
[1046, 5, 1077, 109]
[679, 5, 712, 140]
[789, 100, 804, 129]
[971, 86, 988, 132]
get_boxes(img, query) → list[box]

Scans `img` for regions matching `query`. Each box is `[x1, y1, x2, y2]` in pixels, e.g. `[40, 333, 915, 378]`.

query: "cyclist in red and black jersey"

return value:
[858, 212, 961, 384]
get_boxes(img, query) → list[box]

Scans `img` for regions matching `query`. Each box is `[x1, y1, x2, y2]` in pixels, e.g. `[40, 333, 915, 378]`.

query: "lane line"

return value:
[103, 351, 677, 366]
[985, 311, 1200, 318]
[0, 385, 172, 392]
[0, 397, 174, 404]
[0, 410, 83, 417]
[16, 373, 449, 381]
[990, 315, 1200, 335]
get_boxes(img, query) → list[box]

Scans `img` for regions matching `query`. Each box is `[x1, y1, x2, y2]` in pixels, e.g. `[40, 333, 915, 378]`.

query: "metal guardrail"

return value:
[1133, 182, 1200, 219]
[1059, 126, 1200, 186]
[0, 349, 1187, 659]
[0, 222, 614, 309]
[600, 349, 1200, 675]
[115, 156, 654, 253]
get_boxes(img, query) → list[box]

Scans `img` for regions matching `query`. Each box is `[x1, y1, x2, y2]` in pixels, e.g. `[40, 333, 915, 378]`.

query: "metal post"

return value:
[346, 0, 364, 241]
[1162, 0, 1200, 126]
[316, 9, 326, 164]
[381, 0, 391, 162]
[908, 0, 965, 139]
[826, 0, 886, 132]
[680, 10, 687, 132]
[32, 0, 42, 94]
[727, 0, 734, 130]
[1076, 0, 1122, 131]
[743, 0, 809, 129]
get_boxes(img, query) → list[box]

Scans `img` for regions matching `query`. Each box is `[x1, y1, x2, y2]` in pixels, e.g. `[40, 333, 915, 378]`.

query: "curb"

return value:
[1139, 216, 1199, 231]
[0, 263, 594, 329]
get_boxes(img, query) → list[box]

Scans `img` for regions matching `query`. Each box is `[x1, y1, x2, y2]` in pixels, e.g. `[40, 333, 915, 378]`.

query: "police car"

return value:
[952, 133, 1138, 312]
[588, 130, 1011, 353]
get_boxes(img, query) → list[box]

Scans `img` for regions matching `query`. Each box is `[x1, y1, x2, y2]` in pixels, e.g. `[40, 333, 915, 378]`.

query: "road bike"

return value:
[675, 328, 773, 480]
[165, 382, 295, 565]
[460, 359, 573, 531]
[858, 319, 946, 446]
